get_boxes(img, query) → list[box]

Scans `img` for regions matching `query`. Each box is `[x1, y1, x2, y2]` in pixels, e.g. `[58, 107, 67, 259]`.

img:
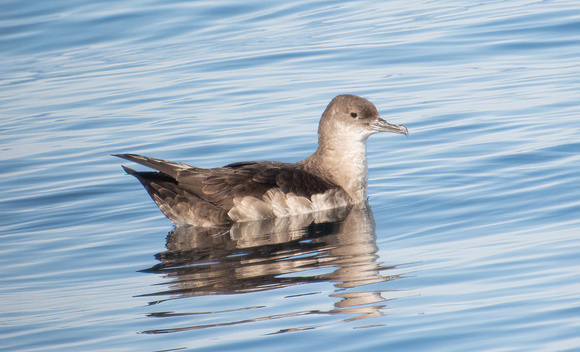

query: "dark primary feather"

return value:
[113, 154, 198, 178]
[115, 154, 340, 222]
[121, 165, 231, 225]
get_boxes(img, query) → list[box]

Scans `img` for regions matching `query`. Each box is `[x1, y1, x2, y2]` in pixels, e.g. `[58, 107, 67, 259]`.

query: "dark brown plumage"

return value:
[116, 94, 408, 226]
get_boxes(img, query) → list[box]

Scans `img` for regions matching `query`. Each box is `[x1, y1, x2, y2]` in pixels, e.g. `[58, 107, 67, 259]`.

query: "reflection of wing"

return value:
[143, 203, 394, 294]
[139, 203, 404, 334]
[115, 154, 340, 225]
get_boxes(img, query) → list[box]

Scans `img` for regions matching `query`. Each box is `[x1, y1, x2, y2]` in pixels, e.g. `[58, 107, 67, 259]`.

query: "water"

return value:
[2, 0, 580, 351]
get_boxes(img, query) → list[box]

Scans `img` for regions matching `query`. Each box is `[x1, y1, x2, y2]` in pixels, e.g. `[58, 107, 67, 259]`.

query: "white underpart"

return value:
[227, 188, 350, 222]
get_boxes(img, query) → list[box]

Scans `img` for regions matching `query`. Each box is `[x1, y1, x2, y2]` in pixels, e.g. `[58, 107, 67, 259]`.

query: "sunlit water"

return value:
[2, 1, 580, 351]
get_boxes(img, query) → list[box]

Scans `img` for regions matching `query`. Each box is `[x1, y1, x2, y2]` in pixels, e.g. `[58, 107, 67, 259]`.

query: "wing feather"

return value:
[177, 161, 338, 211]
[116, 155, 341, 221]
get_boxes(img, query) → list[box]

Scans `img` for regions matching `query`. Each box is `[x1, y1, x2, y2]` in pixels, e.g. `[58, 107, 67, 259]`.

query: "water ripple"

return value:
[2, 0, 580, 351]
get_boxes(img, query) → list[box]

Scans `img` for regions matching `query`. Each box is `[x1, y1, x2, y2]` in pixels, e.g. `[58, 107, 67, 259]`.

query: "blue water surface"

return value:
[2, 0, 580, 351]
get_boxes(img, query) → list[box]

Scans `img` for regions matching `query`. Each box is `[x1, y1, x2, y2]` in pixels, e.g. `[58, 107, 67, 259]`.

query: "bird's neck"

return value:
[301, 132, 370, 204]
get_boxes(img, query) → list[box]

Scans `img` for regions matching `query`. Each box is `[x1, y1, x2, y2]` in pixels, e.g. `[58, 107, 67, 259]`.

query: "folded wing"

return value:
[115, 154, 340, 226]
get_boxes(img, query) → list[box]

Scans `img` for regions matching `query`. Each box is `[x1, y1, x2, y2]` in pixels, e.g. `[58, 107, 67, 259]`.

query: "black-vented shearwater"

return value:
[115, 94, 408, 227]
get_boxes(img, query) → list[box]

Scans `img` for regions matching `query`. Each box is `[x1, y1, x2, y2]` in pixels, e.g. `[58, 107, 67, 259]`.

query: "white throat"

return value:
[309, 123, 374, 203]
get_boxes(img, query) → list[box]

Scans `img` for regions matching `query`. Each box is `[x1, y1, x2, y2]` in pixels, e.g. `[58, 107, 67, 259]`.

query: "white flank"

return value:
[227, 188, 350, 222]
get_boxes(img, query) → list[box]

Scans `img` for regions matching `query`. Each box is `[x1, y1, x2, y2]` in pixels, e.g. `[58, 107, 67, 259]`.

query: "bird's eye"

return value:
[350, 112, 357, 118]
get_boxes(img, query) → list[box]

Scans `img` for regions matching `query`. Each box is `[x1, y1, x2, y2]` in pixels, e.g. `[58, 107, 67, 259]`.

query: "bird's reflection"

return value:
[139, 202, 403, 334]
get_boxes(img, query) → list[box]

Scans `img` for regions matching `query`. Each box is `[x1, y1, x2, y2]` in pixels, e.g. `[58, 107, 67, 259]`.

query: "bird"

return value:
[115, 94, 408, 227]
